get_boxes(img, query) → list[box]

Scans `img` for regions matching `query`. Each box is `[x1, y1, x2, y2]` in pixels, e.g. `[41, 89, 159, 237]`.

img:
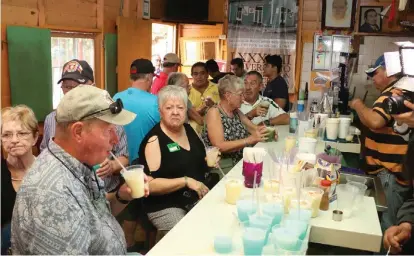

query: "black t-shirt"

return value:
[263, 76, 290, 112]
[1, 158, 16, 227]
[139, 123, 209, 213]
[210, 72, 233, 84]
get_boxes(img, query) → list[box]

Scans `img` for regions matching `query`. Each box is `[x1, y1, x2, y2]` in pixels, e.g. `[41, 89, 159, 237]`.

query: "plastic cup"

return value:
[335, 184, 359, 218]
[264, 179, 280, 194]
[301, 187, 324, 217]
[283, 219, 309, 240]
[225, 178, 243, 205]
[286, 208, 312, 223]
[348, 181, 367, 207]
[206, 146, 220, 167]
[326, 118, 340, 140]
[266, 126, 276, 142]
[304, 129, 318, 139]
[339, 118, 351, 139]
[298, 137, 317, 154]
[262, 203, 284, 226]
[243, 227, 267, 255]
[214, 236, 233, 254]
[260, 100, 270, 116]
[285, 136, 297, 152]
[236, 199, 257, 222]
[346, 175, 367, 185]
[249, 214, 273, 244]
[122, 165, 145, 198]
[271, 227, 300, 251]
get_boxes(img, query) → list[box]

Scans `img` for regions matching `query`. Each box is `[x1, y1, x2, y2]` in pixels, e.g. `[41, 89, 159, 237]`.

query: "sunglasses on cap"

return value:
[80, 99, 124, 121]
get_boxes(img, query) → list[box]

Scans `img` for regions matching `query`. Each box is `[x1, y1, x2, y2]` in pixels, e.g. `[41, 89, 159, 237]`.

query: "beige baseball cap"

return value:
[56, 85, 136, 125]
[163, 53, 182, 65]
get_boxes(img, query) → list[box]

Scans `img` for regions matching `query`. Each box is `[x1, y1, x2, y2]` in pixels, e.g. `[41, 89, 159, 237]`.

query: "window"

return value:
[51, 33, 94, 109]
[152, 23, 176, 73]
[254, 6, 263, 24]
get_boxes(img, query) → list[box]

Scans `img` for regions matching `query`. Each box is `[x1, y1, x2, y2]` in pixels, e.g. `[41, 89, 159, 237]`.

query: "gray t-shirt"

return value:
[11, 141, 127, 255]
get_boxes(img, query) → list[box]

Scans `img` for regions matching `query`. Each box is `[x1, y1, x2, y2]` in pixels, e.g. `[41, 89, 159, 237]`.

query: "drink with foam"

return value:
[225, 179, 243, 204]
[264, 179, 279, 193]
[122, 165, 145, 198]
[206, 146, 220, 167]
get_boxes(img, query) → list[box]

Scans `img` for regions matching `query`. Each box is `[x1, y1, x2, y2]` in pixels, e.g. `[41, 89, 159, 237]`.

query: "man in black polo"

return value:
[263, 54, 290, 112]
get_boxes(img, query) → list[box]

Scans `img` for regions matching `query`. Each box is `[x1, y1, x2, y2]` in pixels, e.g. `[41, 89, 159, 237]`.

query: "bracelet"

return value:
[184, 176, 188, 187]
[115, 189, 130, 204]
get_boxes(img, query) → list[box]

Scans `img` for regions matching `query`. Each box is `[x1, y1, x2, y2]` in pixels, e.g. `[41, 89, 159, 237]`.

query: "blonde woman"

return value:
[201, 75, 269, 169]
[1, 105, 38, 254]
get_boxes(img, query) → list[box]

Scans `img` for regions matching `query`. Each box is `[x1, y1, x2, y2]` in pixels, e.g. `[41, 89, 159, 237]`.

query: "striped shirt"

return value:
[40, 111, 129, 192]
[364, 85, 409, 184]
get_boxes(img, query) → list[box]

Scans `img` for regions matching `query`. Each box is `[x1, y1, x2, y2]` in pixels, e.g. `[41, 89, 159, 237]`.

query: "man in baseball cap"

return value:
[40, 59, 95, 151]
[350, 54, 409, 236]
[150, 53, 182, 95]
[12, 85, 149, 255]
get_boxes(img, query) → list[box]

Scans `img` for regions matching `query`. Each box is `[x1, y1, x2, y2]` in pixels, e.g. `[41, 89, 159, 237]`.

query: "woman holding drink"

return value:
[138, 85, 217, 233]
[201, 75, 277, 170]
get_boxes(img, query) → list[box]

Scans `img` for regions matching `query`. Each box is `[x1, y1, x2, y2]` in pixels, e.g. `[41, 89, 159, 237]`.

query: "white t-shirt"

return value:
[239, 96, 286, 125]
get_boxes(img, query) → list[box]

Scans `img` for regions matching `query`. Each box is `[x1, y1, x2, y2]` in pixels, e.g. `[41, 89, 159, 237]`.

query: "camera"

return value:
[383, 77, 414, 115]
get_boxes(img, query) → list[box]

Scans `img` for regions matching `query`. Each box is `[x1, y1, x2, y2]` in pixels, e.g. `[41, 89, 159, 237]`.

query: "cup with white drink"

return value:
[259, 100, 270, 117]
[122, 165, 146, 198]
[206, 146, 221, 167]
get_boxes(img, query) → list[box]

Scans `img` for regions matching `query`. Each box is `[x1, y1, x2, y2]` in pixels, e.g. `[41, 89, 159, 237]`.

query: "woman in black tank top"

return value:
[138, 86, 218, 232]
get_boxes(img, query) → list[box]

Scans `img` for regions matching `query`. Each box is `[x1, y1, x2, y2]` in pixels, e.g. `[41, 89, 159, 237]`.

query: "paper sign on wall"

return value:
[310, 71, 332, 91]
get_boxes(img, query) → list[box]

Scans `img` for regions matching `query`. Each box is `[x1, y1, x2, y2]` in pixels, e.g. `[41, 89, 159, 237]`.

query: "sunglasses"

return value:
[80, 98, 124, 120]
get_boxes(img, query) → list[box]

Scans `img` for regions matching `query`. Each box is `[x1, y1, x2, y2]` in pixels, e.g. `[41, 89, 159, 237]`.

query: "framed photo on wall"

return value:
[322, 0, 357, 29]
[359, 6, 383, 33]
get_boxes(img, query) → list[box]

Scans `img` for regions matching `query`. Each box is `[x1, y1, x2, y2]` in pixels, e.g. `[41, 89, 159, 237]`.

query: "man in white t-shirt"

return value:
[240, 71, 289, 126]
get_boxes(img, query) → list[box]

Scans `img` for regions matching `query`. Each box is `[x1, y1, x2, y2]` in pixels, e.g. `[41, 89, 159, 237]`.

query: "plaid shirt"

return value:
[40, 111, 128, 192]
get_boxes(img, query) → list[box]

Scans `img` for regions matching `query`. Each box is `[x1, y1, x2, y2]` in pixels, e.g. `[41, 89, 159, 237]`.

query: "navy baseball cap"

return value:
[57, 59, 94, 84]
[365, 55, 386, 77]
[130, 59, 155, 75]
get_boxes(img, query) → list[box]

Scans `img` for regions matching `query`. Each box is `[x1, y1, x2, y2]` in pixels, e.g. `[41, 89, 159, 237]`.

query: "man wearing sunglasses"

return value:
[12, 85, 149, 255]
[40, 59, 129, 192]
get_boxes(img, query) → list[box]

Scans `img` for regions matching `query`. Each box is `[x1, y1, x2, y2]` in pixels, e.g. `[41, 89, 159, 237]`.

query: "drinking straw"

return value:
[110, 151, 128, 173]
[216, 164, 226, 179]
[386, 245, 391, 256]
[256, 181, 262, 216]
[252, 170, 257, 210]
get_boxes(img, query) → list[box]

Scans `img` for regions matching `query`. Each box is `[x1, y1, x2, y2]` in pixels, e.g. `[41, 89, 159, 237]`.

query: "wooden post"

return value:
[38, 0, 46, 26]
[295, 0, 305, 94]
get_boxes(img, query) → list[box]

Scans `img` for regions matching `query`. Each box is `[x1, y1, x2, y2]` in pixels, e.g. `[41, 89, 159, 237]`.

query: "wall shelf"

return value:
[354, 31, 414, 36]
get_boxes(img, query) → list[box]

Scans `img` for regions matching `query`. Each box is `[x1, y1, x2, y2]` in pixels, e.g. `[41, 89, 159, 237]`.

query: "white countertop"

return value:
[147, 125, 382, 255]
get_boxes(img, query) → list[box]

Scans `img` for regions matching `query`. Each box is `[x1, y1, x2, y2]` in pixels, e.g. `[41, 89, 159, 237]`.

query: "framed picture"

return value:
[358, 6, 383, 33]
[322, 0, 357, 29]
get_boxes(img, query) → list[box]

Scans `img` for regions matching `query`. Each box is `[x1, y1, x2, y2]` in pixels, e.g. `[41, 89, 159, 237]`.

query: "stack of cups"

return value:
[326, 118, 340, 140]
[338, 118, 352, 139]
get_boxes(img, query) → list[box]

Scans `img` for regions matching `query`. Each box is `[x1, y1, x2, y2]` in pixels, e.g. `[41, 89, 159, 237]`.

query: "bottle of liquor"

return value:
[304, 82, 309, 101]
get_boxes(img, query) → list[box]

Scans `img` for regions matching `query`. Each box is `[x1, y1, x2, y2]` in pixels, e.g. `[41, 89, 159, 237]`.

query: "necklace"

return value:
[218, 103, 233, 118]
[11, 177, 23, 181]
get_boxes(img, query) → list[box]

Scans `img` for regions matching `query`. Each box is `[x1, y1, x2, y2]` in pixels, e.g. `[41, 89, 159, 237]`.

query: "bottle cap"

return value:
[321, 179, 332, 187]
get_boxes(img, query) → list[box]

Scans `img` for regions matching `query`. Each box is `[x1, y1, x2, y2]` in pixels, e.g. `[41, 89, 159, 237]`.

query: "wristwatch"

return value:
[115, 189, 130, 204]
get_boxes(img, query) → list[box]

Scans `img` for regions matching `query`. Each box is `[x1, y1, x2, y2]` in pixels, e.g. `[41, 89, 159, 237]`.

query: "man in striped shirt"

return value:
[350, 55, 411, 232]
[40, 59, 129, 192]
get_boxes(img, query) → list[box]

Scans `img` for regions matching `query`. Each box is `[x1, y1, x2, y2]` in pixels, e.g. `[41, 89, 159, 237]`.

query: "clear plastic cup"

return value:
[122, 165, 145, 198]
[335, 184, 359, 218]
[243, 227, 267, 255]
[262, 203, 284, 226]
[346, 175, 367, 185]
[236, 199, 257, 222]
[301, 187, 324, 217]
[271, 227, 300, 251]
[286, 208, 312, 223]
[283, 219, 309, 240]
[225, 178, 243, 205]
[206, 146, 220, 167]
[348, 181, 368, 207]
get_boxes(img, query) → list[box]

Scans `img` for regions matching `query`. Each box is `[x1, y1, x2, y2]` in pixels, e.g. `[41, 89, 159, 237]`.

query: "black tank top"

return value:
[139, 123, 209, 213]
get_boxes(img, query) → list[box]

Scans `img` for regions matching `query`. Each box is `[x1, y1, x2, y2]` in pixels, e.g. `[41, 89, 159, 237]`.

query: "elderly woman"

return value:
[202, 75, 270, 169]
[167, 72, 203, 126]
[138, 85, 215, 234]
[1, 105, 38, 254]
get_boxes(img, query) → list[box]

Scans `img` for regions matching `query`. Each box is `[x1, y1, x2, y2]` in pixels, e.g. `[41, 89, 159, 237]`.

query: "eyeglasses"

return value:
[1, 131, 32, 141]
[229, 91, 244, 97]
[80, 98, 124, 121]
[61, 84, 78, 90]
